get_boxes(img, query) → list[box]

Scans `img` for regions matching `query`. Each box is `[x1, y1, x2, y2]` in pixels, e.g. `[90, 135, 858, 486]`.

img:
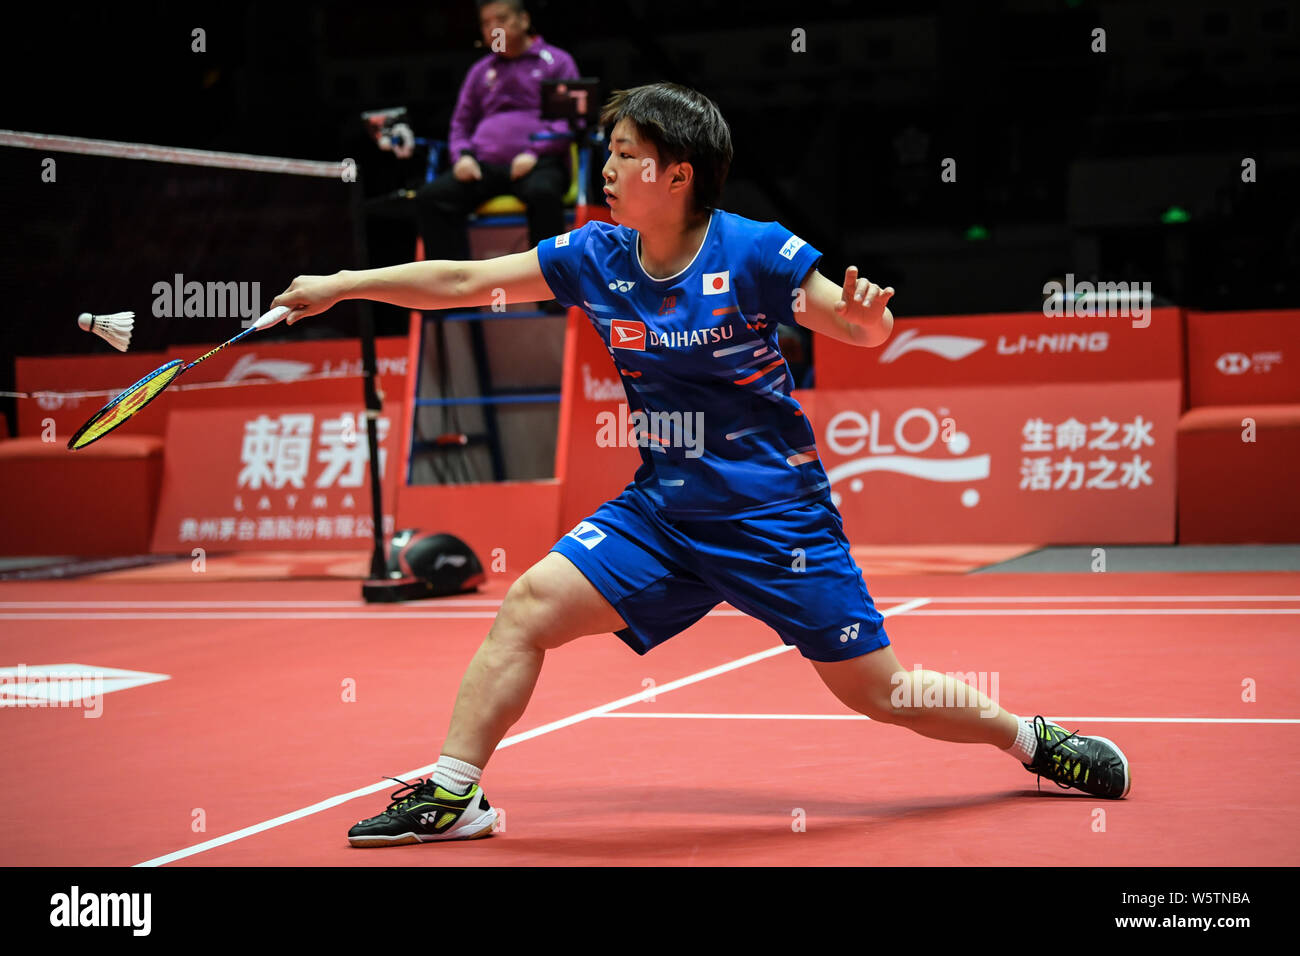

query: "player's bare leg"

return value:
[347, 551, 627, 845]
[812, 644, 1017, 745]
[441, 551, 628, 769]
[811, 644, 1131, 797]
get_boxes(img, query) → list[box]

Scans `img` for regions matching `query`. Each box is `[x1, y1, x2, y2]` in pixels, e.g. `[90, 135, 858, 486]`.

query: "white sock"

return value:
[1004, 715, 1039, 764]
[432, 755, 482, 794]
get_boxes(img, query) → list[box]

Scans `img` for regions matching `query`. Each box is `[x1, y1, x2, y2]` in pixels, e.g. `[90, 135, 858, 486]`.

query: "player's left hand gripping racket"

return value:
[66, 306, 293, 450]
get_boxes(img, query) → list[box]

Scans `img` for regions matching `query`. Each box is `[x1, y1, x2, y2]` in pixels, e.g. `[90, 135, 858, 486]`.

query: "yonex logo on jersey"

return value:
[607, 279, 636, 292]
[839, 623, 860, 643]
[610, 320, 646, 350]
[555, 232, 571, 248]
[779, 235, 806, 260]
[703, 271, 730, 295]
[566, 521, 607, 549]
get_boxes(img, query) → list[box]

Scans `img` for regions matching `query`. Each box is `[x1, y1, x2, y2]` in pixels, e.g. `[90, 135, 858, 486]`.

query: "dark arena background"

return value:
[0, 0, 1294, 935]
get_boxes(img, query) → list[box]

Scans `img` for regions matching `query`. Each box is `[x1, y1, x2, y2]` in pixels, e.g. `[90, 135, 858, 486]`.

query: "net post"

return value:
[348, 171, 390, 585]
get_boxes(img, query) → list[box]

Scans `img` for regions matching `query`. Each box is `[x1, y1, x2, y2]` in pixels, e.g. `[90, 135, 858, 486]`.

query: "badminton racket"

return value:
[66, 306, 294, 450]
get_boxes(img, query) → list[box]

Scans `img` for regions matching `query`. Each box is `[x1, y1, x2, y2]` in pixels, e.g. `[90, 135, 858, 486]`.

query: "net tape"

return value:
[1, 368, 379, 402]
[0, 130, 348, 179]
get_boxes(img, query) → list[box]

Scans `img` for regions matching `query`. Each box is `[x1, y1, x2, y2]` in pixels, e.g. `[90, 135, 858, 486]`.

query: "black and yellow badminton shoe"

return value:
[1023, 715, 1131, 799]
[348, 776, 497, 847]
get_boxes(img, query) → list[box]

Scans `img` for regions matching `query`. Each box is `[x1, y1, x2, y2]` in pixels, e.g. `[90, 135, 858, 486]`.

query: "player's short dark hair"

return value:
[478, 0, 526, 14]
[600, 83, 733, 213]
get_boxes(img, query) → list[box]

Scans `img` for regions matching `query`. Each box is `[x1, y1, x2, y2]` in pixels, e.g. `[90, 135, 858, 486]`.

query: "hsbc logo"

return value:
[1216, 350, 1281, 375]
[880, 328, 986, 364]
[1217, 352, 1250, 375]
[607, 279, 636, 292]
[610, 320, 646, 350]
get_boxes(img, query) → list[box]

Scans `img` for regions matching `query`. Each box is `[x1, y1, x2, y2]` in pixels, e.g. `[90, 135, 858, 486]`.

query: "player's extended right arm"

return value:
[270, 248, 557, 324]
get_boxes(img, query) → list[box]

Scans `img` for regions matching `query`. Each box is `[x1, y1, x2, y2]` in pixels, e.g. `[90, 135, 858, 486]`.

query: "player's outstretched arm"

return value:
[795, 265, 894, 348]
[270, 248, 556, 324]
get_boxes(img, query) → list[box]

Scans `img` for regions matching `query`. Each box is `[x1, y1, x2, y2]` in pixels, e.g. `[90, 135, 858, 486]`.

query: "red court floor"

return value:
[1, 565, 1297, 866]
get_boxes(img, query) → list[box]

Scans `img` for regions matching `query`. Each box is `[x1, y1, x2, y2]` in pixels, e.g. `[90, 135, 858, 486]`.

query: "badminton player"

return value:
[273, 82, 1131, 846]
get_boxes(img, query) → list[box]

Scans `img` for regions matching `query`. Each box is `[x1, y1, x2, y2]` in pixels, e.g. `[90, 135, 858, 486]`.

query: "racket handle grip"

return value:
[253, 306, 291, 331]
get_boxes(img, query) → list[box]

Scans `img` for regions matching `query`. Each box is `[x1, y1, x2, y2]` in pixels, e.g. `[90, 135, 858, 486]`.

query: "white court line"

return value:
[0, 600, 503, 609]
[132, 597, 932, 865]
[597, 713, 1300, 724]
[904, 608, 1300, 616]
[7, 606, 1298, 622]
[0, 612, 504, 620]
[2, 594, 1295, 612]
[876, 595, 1300, 603]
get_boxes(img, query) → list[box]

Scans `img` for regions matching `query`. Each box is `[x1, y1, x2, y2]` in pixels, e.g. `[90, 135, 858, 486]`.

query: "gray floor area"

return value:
[977, 545, 1300, 573]
[0, 554, 181, 581]
[0, 556, 73, 573]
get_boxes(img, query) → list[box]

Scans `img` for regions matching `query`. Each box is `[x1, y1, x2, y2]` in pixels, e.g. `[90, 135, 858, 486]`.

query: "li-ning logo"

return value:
[433, 554, 467, 570]
[567, 521, 607, 550]
[224, 354, 312, 384]
[879, 328, 986, 364]
[607, 279, 636, 292]
[610, 320, 646, 350]
[839, 623, 860, 643]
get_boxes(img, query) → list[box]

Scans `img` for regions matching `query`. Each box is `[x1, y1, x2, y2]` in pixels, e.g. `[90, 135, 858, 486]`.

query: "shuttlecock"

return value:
[77, 311, 134, 352]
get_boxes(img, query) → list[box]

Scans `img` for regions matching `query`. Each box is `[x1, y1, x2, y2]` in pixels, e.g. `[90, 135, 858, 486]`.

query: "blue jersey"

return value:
[538, 209, 831, 520]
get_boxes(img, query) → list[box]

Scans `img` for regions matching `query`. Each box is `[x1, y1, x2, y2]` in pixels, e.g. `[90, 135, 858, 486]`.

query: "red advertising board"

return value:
[14, 337, 408, 441]
[553, 308, 644, 534]
[150, 403, 401, 552]
[1186, 310, 1300, 407]
[551, 206, 642, 535]
[164, 336, 409, 411]
[14, 352, 170, 440]
[799, 381, 1180, 544]
[815, 308, 1183, 389]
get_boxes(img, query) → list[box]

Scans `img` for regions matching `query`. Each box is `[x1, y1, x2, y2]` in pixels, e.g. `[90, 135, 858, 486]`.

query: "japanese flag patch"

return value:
[703, 271, 730, 295]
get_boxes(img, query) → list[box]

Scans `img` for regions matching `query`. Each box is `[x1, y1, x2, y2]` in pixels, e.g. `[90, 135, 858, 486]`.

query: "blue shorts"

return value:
[550, 487, 889, 663]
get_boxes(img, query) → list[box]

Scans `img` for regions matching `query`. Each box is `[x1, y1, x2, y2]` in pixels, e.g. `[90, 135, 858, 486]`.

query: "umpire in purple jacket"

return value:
[416, 0, 579, 261]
